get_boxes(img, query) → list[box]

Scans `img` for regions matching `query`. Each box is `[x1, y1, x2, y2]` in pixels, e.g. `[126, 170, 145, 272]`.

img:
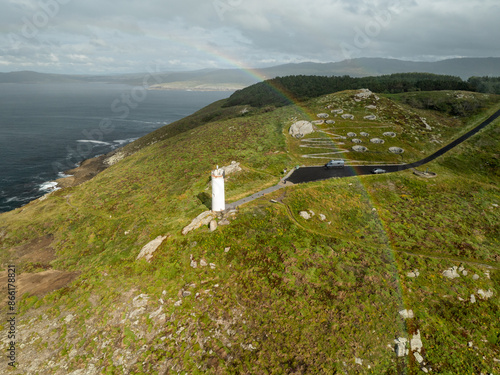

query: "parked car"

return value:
[324, 159, 345, 169]
[371, 168, 387, 174]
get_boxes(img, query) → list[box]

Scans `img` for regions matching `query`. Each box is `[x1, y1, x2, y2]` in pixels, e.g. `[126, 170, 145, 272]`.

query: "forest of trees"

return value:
[223, 73, 500, 108]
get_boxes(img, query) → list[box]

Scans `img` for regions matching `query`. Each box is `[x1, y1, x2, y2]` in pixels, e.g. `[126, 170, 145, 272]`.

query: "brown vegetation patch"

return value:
[0, 269, 80, 300]
[9, 234, 55, 264]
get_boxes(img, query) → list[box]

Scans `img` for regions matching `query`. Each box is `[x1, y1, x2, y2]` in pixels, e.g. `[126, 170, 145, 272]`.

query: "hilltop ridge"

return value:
[3, 57, 500, 89]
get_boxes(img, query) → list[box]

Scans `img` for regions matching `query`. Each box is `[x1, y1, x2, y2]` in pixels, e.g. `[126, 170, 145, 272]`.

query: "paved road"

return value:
[226, 185, 284, 210]
[285, 108, 500, 184]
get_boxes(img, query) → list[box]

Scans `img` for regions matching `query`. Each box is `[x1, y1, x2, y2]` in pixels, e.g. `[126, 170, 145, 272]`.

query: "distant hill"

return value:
[0, 70, 81, 83]
[1, 57, 500, 88]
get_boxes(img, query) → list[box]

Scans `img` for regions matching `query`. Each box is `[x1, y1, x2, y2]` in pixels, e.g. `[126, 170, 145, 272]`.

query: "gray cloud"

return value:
[0, 0, 498, 73]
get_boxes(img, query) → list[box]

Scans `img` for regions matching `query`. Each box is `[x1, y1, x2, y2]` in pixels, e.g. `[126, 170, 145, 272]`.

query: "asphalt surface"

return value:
[285, 108, 500, 184]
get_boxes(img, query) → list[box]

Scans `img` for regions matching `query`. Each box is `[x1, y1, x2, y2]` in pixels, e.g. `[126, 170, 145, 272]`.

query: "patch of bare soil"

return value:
[1, 235, 80, 301]
[0, 269, 80, 299]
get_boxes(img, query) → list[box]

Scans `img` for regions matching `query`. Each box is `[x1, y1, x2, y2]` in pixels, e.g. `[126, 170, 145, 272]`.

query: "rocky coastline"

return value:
[55, 154, 110, 188]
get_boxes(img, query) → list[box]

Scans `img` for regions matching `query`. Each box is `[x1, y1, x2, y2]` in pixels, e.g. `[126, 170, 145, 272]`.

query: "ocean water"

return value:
[0, 83, 232, 213]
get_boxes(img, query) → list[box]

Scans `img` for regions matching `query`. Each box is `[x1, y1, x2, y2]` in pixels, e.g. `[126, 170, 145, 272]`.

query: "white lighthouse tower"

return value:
[211, 166, 225, 212]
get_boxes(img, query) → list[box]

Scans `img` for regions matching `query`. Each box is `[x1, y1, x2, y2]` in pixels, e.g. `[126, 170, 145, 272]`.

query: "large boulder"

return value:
[289, 121, 315, 138]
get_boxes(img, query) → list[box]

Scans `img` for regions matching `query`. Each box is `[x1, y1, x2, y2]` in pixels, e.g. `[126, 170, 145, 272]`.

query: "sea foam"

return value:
[39, 181, 60, 192]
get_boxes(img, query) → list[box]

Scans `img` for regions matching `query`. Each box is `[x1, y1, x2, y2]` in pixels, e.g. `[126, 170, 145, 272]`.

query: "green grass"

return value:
[0, 89, 499, 374]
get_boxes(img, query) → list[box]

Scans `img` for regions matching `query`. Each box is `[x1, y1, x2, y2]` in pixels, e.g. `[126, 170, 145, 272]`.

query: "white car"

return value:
[371, 168, 387, 174]
[324, 159, 345, 169]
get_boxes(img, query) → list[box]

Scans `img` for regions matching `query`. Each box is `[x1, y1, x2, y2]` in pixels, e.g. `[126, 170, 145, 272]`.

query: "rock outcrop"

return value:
[136, 235, 169, 262]
[399, 309, 414, 319]
[182, 211, 216, 235]
[221, 161, 242, 175]
[442, 266, 460, 279]
[289, 121, 315, 138]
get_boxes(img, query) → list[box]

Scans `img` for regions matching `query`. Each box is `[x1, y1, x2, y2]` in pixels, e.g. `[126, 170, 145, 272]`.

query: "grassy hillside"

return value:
[0, 88, 499, 374]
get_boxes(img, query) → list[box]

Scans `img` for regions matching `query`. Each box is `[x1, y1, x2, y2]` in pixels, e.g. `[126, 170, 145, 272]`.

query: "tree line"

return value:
[224, 73, 500, 108]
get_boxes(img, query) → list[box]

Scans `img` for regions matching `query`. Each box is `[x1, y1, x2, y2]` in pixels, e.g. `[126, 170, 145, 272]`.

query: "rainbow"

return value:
[173, 36, 415, 348]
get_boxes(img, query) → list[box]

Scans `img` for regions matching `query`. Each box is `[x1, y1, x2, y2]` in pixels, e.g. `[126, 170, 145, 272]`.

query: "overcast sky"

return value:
[1, 0, 498, 74]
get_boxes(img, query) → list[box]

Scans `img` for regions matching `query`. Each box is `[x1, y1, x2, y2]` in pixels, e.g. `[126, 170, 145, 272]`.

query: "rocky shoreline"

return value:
[55, 154, 110, 188]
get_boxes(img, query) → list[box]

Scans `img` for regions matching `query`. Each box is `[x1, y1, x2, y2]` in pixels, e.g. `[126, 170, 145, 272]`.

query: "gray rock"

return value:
[209, 220, 218, 232]
[410, 330, 423, 353]
[355, 89, 373, 99]
[210, 263, 216, 269]
[420, 117, 432, 130]
[394, 337, 408, 357]
[221, 161, 242, 175]
[289, 121, 315, 138]
[200, 259, 208, 267]
[224, 247, 231, 253]
[149, 306, 163, 319]
[132, 294, 149, 308]
[473, 274, 480, 280]
[342, 114, 355, 120]
[137, 235, 168, 262]
[182, 211, 216, 235]
[442, 266, 460, 279]
[414, 352, 424, 364]
[399, 309, 414, 319]
[190, 255, 197, 268]
[470, 294, 476, 304]
[299, 211, 311, 220]
[182, 291, 191, 298]
[319, 214, 326, 221]
[219, 218, 230, 226]
[478, 289, 494, 299]
[364, 115, 377, 120]
[317, 113, 329, 118]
